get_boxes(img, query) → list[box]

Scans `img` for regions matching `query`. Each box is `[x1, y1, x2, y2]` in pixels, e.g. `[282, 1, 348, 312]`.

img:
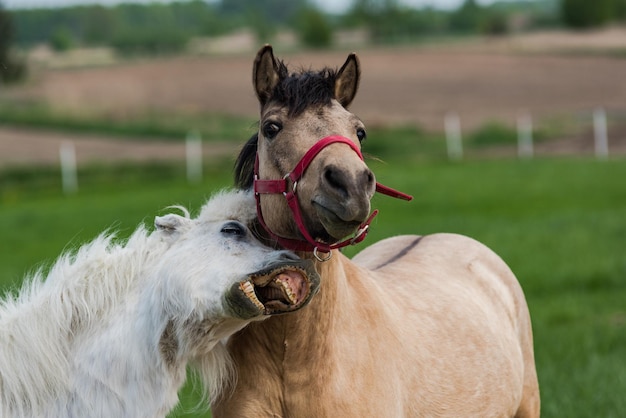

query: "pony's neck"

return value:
[62, 292, 186, 418]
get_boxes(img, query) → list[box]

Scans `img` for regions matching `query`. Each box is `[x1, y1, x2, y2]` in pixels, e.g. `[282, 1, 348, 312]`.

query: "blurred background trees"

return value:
[4, 0, 557, 54]
[0, 3, 26, 84]
[3, 0, 626, 58]
[560, 0, 626, 28]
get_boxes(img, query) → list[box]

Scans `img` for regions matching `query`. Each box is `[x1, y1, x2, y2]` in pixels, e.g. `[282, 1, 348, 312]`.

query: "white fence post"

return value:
[59, 141, 78, 194]
[517, 111, 534, 159]
[444, 112, 463, 161]
[593, 108, 609, 160]
[186, 131, 203, 183]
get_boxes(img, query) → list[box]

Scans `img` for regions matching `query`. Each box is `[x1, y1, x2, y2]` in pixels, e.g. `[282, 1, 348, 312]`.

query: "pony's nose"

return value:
[323, 165, 375, 198]
[276, 250, 300, 262]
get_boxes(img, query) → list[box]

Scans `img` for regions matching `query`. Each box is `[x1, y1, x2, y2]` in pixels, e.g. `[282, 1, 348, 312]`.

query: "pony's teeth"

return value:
[240, 281, 264, 310]
[276, 278, 297, 304]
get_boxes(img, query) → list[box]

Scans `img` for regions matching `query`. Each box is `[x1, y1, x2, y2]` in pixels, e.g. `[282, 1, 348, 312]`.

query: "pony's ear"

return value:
[155, 214, 189, 237]
[334, 53, 360, 108]
[253, 44, 280, 107]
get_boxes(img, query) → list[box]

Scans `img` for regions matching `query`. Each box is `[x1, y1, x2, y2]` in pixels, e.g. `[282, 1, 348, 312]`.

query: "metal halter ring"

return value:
[313, 247, 333, 262]
[350, 224, 369, 245]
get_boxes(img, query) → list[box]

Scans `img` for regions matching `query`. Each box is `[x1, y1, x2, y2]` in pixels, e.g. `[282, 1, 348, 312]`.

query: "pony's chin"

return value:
[224, 260, 320, 319]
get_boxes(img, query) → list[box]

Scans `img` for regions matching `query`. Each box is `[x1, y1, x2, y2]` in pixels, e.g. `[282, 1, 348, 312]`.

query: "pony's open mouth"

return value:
[240, 262, 318, 315]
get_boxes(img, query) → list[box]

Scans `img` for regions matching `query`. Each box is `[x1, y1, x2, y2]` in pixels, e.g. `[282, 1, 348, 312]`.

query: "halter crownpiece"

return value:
[254, 135, 413, 259]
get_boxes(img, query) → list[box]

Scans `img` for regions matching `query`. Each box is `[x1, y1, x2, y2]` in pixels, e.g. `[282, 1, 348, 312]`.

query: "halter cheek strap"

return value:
[254, 135, 412, 257]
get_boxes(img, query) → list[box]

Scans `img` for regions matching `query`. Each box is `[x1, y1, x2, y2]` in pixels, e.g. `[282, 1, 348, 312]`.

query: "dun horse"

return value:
[0, 190, 319, 418]
[214, 46, 540, 417]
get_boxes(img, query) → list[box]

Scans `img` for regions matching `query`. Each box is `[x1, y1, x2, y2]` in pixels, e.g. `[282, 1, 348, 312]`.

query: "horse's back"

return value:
[352, 233, 540, 417]
[352, 232, 531, 346]
[353, 233, 524, 312]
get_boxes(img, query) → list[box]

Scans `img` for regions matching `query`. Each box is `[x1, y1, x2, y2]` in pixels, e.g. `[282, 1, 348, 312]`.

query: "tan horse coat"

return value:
[215, 234, 539, 417]
[214, 45, 540, 417]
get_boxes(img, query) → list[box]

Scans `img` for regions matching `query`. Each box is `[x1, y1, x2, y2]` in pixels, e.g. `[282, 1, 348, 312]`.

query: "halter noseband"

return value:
[253, 135, 412, 259]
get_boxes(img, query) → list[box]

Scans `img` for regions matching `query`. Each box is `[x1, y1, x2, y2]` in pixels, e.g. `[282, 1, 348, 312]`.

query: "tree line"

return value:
[2, 0, 626, 84]
[0, 4, 26, 84]
[561, 0, 626, 28]
[4, 0, 558, 53]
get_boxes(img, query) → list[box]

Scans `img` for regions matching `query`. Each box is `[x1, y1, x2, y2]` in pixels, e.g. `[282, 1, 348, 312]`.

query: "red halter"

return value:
[253, 135, 412, 257]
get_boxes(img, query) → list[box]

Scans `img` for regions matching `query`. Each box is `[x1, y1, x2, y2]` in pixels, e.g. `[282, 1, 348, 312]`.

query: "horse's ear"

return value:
[155, 213, 189, 238]
[253, 44, 280, 107]
[334, 53, 360, 108]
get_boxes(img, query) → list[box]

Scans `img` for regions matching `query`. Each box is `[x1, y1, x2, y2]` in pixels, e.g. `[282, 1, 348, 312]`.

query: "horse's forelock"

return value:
[272, 66, 337, 117]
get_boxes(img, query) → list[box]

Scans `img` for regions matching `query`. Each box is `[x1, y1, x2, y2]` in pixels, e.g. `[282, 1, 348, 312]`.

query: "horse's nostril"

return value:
[324, 165, 375, 197]
[324, 165, 348, 195]
[365, 169, 375, 188]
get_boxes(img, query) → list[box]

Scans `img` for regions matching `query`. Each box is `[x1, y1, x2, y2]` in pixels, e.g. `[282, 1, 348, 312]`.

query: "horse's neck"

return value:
[218, 251, 366, 415]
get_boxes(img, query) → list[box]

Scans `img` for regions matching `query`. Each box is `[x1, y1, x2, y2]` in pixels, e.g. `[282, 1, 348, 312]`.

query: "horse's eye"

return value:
[262, 121, 282, 139]
[356, 127, 367, 143]
[220, 222, 246, 237]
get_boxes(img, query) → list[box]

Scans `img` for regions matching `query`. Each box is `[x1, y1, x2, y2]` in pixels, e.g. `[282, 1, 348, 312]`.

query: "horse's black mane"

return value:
[234, 133, 258, 189]
[234, 60, 340, 189]
[272, 60, 339, 117]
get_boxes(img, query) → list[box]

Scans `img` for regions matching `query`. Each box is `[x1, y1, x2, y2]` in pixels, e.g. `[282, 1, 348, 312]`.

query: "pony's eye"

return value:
[262, 121, 282, 139]
[220, 222, 246, 237]
[356, 128, 367, 143]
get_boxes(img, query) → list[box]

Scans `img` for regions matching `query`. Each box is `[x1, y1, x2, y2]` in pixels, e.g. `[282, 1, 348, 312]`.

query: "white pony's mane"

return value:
[197, 188, 257, 224]
[0, 222, 169, 416]
[0, 189, 258, 417]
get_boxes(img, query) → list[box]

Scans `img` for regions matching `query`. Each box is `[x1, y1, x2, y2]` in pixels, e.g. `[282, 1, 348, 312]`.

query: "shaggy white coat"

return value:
[0, 190, 270, 418]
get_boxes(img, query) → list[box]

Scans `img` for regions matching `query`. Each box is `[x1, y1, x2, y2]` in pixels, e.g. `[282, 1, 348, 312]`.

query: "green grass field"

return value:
[1, 156, 625, 417]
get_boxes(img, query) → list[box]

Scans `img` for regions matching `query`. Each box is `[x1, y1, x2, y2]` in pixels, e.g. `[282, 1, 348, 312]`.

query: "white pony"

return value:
[0, 190, 319, 418]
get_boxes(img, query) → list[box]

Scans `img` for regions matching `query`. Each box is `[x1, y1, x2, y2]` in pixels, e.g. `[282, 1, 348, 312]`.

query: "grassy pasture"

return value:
[0, 156, 624, 417]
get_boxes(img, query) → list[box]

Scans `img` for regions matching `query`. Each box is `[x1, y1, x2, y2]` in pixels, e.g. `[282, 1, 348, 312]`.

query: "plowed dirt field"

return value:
[3, 30, 626, 166]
